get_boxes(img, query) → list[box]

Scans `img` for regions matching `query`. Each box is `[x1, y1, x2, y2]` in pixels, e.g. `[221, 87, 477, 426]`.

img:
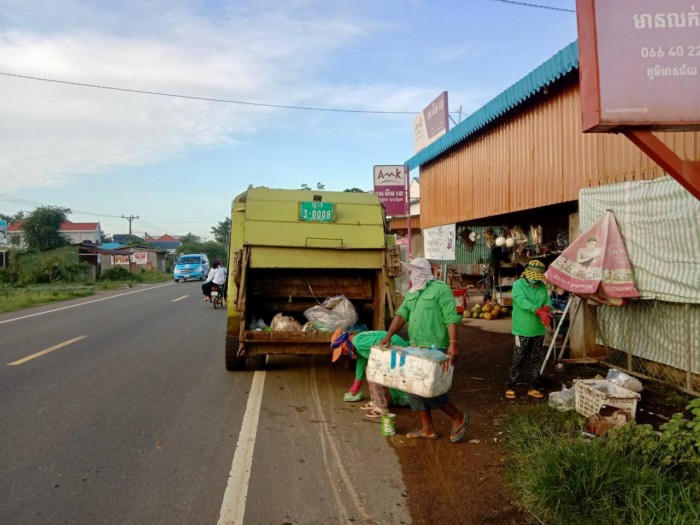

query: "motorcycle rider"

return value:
[202, 259, 227, 302]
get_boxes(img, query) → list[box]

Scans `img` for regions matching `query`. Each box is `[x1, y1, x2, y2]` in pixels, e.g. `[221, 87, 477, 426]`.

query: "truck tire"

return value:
[225, 336, 245, 371]
[246, 355, 267, 371]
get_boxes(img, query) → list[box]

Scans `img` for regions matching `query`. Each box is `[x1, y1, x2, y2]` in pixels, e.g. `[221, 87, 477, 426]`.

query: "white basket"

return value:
[573, 379, 641, 419]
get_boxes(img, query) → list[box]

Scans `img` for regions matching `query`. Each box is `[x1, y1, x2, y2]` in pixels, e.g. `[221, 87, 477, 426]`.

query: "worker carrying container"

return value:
[225, 186, 401, 371]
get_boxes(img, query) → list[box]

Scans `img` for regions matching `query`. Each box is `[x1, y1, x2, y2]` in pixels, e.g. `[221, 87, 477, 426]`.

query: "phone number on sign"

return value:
[641, 45, 700, 58]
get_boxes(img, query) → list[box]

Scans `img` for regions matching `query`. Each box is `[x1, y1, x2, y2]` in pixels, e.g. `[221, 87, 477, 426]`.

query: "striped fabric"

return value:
[579, 176, 700, 304]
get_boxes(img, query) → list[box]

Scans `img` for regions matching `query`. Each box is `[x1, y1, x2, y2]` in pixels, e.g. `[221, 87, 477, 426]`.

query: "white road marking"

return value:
[218, 371, 266, 525]
[171, 295, 189, 302]
[0, 283, 173, 325]
[8, 335, 88, 366]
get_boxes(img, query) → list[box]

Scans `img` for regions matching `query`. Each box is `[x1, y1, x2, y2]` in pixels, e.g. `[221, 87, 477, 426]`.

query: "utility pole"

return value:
[122, 214, 139, 243]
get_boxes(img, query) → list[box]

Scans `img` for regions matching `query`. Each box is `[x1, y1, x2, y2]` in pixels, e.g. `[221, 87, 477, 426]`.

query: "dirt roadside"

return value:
[386, 318, 684, 525]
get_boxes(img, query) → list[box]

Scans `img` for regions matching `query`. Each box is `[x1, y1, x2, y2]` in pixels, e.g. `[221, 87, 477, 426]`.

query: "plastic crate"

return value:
[573, 379, 641, 419]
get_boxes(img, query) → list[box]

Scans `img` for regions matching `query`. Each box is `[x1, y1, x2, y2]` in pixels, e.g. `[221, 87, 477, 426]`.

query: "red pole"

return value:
[405, 165, 412, 261]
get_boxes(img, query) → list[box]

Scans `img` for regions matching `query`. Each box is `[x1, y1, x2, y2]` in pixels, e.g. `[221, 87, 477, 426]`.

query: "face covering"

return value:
[409, 266, 435, 292]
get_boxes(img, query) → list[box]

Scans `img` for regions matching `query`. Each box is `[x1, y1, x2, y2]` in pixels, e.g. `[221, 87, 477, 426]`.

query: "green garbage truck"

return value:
[225, 187, 401, 371]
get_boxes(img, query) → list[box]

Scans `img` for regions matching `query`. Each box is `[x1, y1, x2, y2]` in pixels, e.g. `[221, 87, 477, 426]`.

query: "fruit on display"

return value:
[468, 300, 511, 320]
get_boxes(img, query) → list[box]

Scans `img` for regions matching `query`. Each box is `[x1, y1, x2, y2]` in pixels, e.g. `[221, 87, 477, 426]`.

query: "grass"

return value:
[0, 271, 173, 314]
[502, 405, 700, 525]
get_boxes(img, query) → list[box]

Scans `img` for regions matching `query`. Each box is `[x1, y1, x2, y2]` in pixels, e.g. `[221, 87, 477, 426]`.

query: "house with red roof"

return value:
[7, 220, 101, 248]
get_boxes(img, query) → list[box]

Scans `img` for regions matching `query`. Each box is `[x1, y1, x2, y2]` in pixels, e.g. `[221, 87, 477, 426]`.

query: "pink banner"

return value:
[545, 211, 641, 299]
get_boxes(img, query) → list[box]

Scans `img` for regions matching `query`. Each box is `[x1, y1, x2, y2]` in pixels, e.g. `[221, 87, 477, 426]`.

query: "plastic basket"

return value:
[573, 379, 640, 419]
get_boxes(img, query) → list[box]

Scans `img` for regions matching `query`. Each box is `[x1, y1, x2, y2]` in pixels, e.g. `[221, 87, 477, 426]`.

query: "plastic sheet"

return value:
[270, 313, 303, 332]
[548, 384, 575, 412]
[606, 369, 643, 393]
[303, 295, 358, 332]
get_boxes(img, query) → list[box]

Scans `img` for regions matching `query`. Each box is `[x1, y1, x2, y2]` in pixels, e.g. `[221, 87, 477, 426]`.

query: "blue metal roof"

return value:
[406, 41, 579, 170]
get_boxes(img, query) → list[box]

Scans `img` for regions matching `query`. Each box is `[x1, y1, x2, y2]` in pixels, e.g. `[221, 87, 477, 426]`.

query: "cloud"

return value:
[433, 43, 485, 64]
[0, 1, 423, 190]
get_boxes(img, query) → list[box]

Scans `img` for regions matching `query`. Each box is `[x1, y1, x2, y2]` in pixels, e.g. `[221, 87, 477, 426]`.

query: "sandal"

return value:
[365, 407, 385, 419]
[406, 430, 439, 440]
[527, 389, 544, 399]
[505, 389, 516, 399]
[360, 401, 376, 411]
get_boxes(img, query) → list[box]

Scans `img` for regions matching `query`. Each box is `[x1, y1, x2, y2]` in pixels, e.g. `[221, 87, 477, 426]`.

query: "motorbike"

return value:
[211, 283, 225, 309]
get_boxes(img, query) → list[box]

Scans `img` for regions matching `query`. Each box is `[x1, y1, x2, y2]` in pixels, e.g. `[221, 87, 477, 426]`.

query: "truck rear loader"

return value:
[225, 187, 401, 371]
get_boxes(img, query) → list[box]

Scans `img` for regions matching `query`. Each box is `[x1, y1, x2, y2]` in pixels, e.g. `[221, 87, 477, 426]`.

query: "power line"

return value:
[487, 0, 575, 12]
[0, 71, 419, 115]
[0, 193, 123, 219]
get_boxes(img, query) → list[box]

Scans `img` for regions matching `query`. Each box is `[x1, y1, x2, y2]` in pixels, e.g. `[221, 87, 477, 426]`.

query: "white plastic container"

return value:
[366, 345, 453, 398]
[574, 379, 641, 419]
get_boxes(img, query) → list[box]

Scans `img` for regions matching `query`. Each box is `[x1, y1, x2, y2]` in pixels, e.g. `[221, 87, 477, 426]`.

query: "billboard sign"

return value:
[132, 252, 148, 265]
[373, 165, 407, 217]
[413, 91, 449, 152]
[112, 254, 130, 265]
[423, 224, 456, 261]
[0, 220, 7, 247]
[577, 0, 700, 131]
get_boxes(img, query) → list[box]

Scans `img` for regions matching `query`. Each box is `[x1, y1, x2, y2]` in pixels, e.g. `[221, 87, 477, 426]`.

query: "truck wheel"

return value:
[246, 355, 267, 371]
[174, 279, 179, 283]
[225, 336, 245, 371]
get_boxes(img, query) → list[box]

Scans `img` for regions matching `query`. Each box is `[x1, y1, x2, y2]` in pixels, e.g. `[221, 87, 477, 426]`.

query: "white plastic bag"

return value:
[548, 384, 575, 412]
[270, 313, 303, 332]
[606, 369, 643, 393]
[303, 295, 358, 332]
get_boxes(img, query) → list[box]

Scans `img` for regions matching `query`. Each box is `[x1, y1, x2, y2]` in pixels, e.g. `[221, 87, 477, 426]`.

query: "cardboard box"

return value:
[366, 345, 453, 398]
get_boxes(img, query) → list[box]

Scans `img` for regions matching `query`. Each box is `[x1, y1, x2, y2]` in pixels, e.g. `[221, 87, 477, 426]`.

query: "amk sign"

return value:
[373, 165, 407, 217]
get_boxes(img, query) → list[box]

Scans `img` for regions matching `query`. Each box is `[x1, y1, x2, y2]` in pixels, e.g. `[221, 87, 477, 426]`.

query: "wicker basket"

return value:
[574, 379, 641, 419]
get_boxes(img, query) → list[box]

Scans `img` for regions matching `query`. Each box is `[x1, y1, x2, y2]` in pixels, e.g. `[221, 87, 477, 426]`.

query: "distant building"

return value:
[146, 234, 181, 251]
[7, 220, 101, 248]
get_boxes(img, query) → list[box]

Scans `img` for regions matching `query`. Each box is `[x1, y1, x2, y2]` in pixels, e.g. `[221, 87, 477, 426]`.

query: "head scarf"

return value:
[523, 259, 546, 283]
[330, 329, 355, 362]
[401, 257, 435, 292]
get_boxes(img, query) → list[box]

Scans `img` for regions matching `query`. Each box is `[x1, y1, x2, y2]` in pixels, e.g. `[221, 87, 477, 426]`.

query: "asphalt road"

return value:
[0, 282, 411, 525]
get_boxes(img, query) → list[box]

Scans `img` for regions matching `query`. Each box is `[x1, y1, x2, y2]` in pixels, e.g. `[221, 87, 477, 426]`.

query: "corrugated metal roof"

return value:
[406, 40, 579, 170]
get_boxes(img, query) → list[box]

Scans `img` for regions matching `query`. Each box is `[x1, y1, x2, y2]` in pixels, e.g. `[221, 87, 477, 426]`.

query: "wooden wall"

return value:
[420, 83, 700, 228]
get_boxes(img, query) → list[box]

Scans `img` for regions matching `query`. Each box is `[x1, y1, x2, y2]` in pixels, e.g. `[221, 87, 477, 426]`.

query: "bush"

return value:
[100, 267, 139, 282]
[503, 402, 700, 525]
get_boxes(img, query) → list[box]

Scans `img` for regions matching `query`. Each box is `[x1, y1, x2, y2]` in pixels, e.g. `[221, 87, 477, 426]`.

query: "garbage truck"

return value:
[225, 187, 401, 371]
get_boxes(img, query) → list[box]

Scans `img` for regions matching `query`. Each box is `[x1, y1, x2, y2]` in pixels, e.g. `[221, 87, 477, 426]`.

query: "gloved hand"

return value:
[349, 379, 362, 396]
[535, 306, 553, 328]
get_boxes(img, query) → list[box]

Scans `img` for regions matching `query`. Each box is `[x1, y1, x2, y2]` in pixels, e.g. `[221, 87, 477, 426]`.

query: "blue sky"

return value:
[0, 0, 577, 238]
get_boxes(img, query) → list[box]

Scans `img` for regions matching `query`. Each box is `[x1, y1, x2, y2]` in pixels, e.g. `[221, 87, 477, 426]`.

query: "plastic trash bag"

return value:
[548, 384, 575, 412]
[303, 295, 358, 332]
[270, 313, 303, 332]
[247, 316, 269, 331]
[606, 369, 643, 393]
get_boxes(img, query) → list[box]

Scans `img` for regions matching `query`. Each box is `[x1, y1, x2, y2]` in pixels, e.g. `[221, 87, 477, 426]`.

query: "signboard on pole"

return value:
[413, 91, 449, 152]
[373, 165, 407, 217]
[577, 0, 700, 132]
[423, 224, 456, 261]
[0, 220, 7, 247]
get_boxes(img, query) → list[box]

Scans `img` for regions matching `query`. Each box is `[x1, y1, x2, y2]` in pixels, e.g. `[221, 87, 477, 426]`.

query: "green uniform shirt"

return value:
[396, 280, 462, 348]
[351, 331, 408, 381]
[511, 278, 552, 337]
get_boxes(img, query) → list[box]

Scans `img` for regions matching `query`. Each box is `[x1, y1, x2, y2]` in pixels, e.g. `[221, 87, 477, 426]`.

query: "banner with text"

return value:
[413, 91, 449, 152]
[423, 224, 456, 261]
[373, 165, 407, 217]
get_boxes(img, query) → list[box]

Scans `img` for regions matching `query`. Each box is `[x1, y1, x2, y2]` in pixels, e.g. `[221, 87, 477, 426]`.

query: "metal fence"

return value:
[597, 300, 700, 396]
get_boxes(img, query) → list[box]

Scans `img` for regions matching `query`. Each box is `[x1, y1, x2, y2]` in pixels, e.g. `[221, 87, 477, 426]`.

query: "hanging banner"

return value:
[423, 224, 456, 261]
[112, 254, 130, 265]
[373, 165, 407, 217]
[546, 210, 641, 302]
[132, 252, 148, 265]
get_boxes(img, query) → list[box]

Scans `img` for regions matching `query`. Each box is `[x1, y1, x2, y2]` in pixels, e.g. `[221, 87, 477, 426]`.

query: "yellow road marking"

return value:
[8, 335, 88, 366]
[172, 295, 189, 302]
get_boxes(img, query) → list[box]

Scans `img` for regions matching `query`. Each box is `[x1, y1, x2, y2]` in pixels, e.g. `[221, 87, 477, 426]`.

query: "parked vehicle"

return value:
[225, 187, 401, 371]
[173, 253, 209, 282]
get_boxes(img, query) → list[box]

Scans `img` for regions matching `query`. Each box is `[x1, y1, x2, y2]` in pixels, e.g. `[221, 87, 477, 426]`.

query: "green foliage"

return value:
[179, 232, 201, 244]
[300, 183, 325, 190]
[100, 267, 135, 281]
[21, 206, 71, 252]
[210, 217, 231, 244]
[0, 285, 95, 314]
[503, 401, 700, 525]
[0, 211, 26, 224]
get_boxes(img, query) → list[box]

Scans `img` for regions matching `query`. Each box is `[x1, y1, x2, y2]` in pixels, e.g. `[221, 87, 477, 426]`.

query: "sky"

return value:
[0, 0, 578, 239]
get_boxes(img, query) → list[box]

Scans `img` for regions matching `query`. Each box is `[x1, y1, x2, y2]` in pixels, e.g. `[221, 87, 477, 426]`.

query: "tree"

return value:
[210, 217, 231, 244]
[177, 240, 227, 265]
[21, 206, 71, 251]
[0, 211, 25, 224]
[100, 231, 113, 243]
[179, 232, 201, 244]
[301, 183, 325, 190]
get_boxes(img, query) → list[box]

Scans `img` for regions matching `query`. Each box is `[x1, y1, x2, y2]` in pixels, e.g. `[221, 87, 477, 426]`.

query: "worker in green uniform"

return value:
[506, 259, 553, 399]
